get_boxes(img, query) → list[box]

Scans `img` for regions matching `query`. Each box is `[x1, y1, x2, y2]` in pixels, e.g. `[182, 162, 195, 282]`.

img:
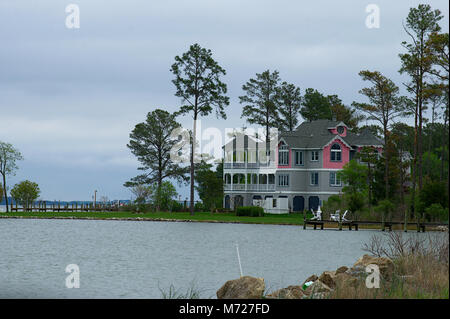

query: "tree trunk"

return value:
[441, 103, 448, 183]
[190, 116, 197, 216]
[411, 91, 419, 220]
[384, 125, 389, 201]
[2, 173, 8, 213]
[367, 162, 372, 215]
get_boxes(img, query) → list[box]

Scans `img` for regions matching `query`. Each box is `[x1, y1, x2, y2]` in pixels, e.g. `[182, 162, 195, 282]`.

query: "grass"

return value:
[329, 232, 449, 299]
[0, 210, 307, 225]
[1, 211, 445, 230]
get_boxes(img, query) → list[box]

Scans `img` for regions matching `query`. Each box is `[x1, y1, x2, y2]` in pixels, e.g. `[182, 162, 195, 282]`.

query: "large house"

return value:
[223, 119, 383, 212]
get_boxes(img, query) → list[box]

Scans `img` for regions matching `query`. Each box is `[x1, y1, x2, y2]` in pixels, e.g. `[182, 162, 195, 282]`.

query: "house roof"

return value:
[223, 120, 383, 150]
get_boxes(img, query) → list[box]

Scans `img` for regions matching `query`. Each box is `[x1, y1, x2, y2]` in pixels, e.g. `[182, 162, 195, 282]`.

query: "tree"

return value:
[240, 69, 281, 144]
[276, 81, 302, 131]
[10, 180, 40, 210]
[338, 160, 368, 220]
[338, 159, 368, 194]
[328, 95, 364, 130]
[171, 43, 229, 215]
[125, 109, 188, 210]
[427, 31, 449, 189]
[0, 142, 24, 212]
[399, 4, 443, 213]
[299, 90, 363, 130]
[300, 88, 332, 121]
[357, 146, 379, 211]
[129, 184, 152, 205]
[195, 161, 223, 212]
[353, 70, 405, 200]
[149, 181, 178, 212]
[418, 180, 448, 221]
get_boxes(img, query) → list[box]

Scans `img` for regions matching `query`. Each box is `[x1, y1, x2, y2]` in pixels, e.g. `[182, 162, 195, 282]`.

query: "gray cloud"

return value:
[0, 0, 448, 200]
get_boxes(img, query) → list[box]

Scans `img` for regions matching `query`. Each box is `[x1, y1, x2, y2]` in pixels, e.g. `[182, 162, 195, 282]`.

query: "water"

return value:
[0, 219, 427, 298]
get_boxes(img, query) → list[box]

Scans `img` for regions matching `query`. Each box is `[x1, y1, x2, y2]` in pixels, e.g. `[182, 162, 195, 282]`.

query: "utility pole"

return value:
[94, 190, 97, 209]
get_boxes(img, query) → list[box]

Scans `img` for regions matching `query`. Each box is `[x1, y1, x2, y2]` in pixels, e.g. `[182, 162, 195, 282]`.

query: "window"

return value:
[330, 172, 342, 186]
[337, 126, 345, 134]
[235, 150, 245, 162]
[294, 150, 303, 165]
[311, 151, 319, 161]
[278, 174, 289, 187]
[248, 150, 257, 163]
[310, 172, 319, 186]
[278, 142, 289, 166]
[330, 143, 342, 162]
[273, 198, 277, 208]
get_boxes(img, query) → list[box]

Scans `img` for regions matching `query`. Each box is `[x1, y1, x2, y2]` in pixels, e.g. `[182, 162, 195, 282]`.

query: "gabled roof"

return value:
[223, 120, 383, 150]
[281, 120, 383, 149]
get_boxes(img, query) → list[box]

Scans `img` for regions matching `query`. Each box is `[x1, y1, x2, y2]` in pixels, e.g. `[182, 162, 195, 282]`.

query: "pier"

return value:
[303, 219, 447, 232]
[9, 201, 119, 213]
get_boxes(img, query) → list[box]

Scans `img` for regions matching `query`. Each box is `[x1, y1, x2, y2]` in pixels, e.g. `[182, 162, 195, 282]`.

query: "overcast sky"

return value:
[0, 0, 448, 201]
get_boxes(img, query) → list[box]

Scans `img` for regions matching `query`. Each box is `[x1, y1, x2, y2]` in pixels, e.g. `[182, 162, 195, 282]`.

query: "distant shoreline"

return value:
[1, 213, 445, 231]
[0, 214, 299, 226]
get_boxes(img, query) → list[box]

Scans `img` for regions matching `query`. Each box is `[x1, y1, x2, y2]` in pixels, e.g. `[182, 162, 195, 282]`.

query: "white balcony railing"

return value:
[223, 184, 276, 192]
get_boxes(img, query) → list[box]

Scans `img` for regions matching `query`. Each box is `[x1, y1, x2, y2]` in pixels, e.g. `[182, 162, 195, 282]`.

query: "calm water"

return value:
[0, 218, 428, 298]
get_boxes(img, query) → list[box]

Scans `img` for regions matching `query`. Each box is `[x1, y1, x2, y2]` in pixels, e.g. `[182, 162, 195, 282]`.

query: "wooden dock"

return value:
[303, 219, 448, 232]
[9, 201, 119, 213]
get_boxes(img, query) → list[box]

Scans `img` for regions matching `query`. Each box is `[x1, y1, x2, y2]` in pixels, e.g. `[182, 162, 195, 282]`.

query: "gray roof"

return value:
[224, 120, 383, 150]
[281, 120, 383, 149]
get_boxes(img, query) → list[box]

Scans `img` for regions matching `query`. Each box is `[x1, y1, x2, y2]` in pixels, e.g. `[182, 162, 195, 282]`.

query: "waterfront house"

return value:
[223, 119, 383, 213]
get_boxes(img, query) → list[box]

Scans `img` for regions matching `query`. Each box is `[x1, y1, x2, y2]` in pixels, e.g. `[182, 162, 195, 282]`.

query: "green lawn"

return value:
[0, 211, 307, 225]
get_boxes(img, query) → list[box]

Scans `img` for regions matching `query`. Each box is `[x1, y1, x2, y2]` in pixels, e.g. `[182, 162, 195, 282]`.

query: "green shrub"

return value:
[425, 204, 449, 222]
[236, 206, 264, 217]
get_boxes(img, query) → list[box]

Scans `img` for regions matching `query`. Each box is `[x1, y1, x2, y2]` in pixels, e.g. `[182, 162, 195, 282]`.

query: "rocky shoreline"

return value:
[216, 254, 395, 299]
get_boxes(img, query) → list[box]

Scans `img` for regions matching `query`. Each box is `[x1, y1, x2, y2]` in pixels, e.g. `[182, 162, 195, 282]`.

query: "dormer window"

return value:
[337, 126, 345, 134]
[330, 143, 342, 162]
[278, 142, 289, 166]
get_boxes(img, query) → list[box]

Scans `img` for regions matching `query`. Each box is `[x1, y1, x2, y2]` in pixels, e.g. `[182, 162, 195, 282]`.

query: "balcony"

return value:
[224, 183, 275, 192]
[223, 161, 274, 169]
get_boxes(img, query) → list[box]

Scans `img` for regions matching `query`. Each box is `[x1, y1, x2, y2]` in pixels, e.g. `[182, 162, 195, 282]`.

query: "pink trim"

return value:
[323, 138, 349, 169]
[330, 126, 347, 137]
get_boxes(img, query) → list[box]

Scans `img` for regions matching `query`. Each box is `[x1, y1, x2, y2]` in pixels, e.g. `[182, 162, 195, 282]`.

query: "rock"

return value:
[266, 286, 305, 299]
[352, 254, 394, 280]
[334, 273, 359, 288]
[318, 271, 336, 289]
[336, 266, 348, 274]
[304, 280, 332, 297]
[217, 276, 265, 299]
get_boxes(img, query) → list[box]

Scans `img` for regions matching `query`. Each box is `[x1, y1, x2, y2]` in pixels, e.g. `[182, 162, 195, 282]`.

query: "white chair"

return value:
[330, 209, 350, 222]
[310, 206, 322, 221]
[342, 210, 349, 222]
[330, 209, 340, 221]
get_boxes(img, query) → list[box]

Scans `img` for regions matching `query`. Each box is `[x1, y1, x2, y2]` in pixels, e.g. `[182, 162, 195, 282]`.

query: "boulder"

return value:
[334, 272, 359, 288]
[336, 266, 348, 274]
[266, 286, 305, 299]
[318, 271, 336, 289]
[352, 254, 394, 280]
[304, 280, 332, 297]
[217, 276, 265, 299]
